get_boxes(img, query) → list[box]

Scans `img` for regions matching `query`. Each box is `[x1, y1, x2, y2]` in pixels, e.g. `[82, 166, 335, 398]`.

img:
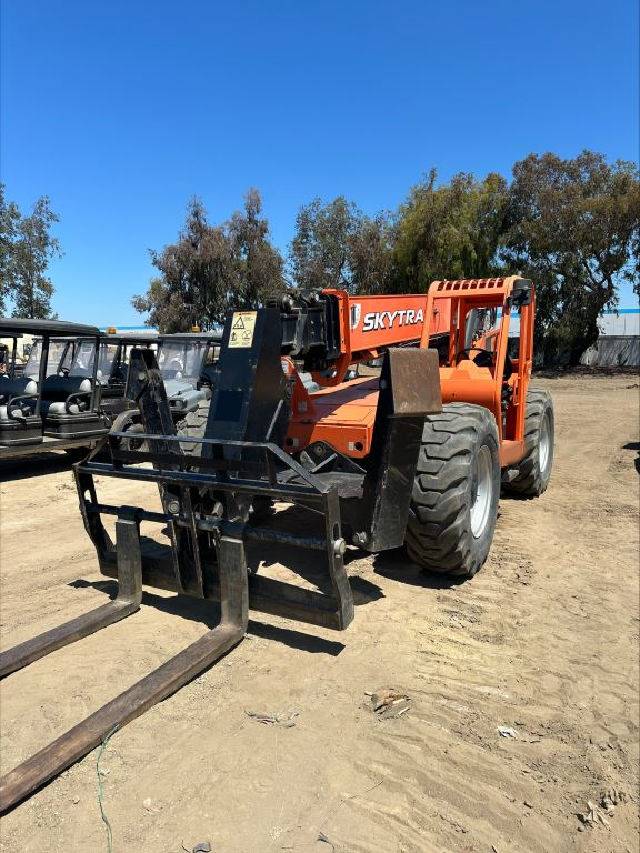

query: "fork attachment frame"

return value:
[76, 433, 354, 630]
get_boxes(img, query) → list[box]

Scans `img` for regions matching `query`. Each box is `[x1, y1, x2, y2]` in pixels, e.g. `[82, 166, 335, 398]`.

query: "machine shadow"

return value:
[0, 453, 78, 483]
[245, 504, 384, 606]
[69, 577, 347, 657]
[622, 441, 640, 474]
[254, 505, 464, 591]
[248, 505, 467, 592]
[372, 549, 468, 590]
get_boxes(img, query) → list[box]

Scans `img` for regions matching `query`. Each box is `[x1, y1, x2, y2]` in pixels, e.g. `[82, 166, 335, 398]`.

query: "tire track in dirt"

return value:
[318, 377, 638, 852]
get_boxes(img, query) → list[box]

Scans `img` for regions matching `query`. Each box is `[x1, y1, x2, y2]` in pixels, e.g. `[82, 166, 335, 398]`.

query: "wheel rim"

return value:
[470, 444, 493, 539]
[538, 411, 551, 474]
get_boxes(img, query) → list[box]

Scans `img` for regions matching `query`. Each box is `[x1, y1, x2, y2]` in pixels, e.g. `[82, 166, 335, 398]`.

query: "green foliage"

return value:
[136, 151, 638, 365]
[375, 154, 638, 364]
[391, 170, 508, 291]
[289, 197, 394, 293]
[133, 191, 284, 332]
[0, 184, 61, 319]
[228, 188, 284, 306]
[0, 185, 20, 315]
[502, 151, 640, 364]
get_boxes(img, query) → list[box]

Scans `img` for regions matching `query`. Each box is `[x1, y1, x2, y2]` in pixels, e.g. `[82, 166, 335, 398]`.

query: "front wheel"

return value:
[405, 403, 501, 578]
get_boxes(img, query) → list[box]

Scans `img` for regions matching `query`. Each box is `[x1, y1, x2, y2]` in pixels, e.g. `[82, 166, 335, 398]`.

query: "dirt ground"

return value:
[0, 373, 638, 853]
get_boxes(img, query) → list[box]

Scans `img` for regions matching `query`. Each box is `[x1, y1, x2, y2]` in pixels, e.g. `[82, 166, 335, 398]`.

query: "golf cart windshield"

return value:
[158, 340, 208, 382]
[67, 340, 120, 383]
[68, 340, 97, 378]
[25, 339, 74, 380]
[98, 342, 118, 379]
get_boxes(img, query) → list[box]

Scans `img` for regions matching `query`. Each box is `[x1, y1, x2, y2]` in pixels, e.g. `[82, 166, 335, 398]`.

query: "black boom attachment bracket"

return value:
[345, 347, 442, 552]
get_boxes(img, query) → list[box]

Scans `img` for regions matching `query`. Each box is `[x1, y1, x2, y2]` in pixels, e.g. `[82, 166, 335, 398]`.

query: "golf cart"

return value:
[0, 319, 111, 460]
[157, 331, 222, 420]
[98, 330, 158, 414]
[107, 330, 220, 450]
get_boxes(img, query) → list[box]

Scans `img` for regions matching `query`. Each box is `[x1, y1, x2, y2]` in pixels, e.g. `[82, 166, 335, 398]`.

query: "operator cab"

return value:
[455, 283, 533, 383]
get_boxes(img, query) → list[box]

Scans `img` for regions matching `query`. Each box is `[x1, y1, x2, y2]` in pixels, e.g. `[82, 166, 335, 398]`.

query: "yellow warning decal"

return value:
[228, 311, 257, 348]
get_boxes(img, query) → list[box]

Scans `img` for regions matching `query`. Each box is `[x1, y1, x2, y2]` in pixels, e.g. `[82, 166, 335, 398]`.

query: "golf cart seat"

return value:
[98, 366, 126, 399]
[40, 376, 109, 438]
[0, 378, 42, 446]
[41, 375, 92, 399]
[0, 376, 38, 403]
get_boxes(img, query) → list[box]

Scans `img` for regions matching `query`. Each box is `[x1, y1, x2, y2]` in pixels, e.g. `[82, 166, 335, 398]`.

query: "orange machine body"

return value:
[285, 277, 534, 468]
[310, 289, 451, 387]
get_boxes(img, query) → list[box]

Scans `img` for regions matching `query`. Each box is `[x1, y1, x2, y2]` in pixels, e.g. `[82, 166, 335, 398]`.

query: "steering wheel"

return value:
[456, 346, 495, 368]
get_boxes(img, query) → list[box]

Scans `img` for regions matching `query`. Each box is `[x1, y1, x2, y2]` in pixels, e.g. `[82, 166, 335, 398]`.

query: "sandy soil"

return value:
[0, 373, 638, 853]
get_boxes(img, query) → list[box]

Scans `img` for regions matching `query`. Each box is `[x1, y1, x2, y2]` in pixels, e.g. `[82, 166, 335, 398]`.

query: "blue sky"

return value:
[1, 0, 638, 325]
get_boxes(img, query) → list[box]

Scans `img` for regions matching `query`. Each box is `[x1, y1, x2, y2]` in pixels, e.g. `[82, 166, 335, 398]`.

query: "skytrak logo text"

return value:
[362, 308, 424, 332]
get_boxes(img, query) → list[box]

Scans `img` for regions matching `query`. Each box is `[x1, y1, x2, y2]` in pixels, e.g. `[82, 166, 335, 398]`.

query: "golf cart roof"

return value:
[159, 330, 223, 342]
[30, 335, 84, 344]
[101, 330, 159, 343]
[0, 318, 101, 337]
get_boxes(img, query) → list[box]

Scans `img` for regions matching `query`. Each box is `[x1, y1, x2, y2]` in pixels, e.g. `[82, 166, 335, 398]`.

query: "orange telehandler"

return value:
[0, 276, 554, 811]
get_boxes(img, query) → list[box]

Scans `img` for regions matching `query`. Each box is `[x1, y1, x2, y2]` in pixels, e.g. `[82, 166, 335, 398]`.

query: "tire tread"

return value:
[503, 389, 553, 497]
[406, 403, 499, 577]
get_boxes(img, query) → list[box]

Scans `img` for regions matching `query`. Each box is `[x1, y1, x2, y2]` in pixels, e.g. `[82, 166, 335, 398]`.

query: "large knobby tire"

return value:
[176, 400, 210, 455]
[502, 389, 554, 498]
[405, 403, 501, 578]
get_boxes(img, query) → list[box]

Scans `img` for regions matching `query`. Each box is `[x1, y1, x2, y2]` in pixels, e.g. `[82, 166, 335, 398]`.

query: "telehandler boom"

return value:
[0, 277, 554, 812]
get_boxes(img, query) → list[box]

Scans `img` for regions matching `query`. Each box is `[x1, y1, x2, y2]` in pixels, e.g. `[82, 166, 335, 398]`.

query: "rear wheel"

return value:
[502, 389, 554, 497]
[405, 403, 500, 578]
